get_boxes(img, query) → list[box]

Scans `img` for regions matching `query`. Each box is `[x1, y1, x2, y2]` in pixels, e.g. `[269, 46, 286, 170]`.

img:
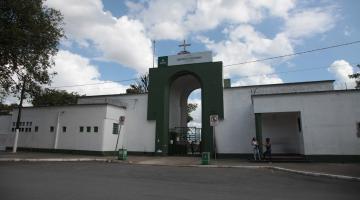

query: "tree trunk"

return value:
[15, 78, 26, 130]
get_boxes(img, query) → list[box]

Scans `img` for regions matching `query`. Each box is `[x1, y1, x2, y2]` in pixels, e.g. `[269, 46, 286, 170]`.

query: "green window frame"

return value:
[112, 123, 119, 135]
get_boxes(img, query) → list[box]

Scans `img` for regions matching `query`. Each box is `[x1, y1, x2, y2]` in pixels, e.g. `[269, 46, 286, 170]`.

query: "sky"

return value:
[43, 0, 360, 95]
[20, 0, 360, 126]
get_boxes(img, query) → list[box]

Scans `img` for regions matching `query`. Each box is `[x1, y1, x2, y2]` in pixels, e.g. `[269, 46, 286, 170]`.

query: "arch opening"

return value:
[168, 74, 202, 155]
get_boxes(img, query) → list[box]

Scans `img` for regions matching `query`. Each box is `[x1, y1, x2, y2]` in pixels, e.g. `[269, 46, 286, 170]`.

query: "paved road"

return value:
[0, 162, 359, 200]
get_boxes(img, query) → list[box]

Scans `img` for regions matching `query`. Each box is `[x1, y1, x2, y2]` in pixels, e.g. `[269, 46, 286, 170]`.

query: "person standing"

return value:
[263, 138, 272, 160]
[251, 137, 261, 160]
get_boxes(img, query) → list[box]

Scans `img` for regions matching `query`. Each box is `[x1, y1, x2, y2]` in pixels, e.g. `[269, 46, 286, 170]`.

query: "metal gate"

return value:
[168, 127, 201, 156]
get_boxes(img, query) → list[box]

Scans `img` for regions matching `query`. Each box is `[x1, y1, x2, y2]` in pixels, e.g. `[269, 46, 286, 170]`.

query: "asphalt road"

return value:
[0, 162, 359, 200]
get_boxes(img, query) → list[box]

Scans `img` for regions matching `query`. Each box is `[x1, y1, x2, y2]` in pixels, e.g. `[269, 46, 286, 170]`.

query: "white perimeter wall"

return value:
[7, 105, 117, 151]
[216, 88, 255, 154]
[253, 91, 360, 155]
[78, 94, 156, 152]
[0, 115, 11, 149]
[216, 81, 333, 154]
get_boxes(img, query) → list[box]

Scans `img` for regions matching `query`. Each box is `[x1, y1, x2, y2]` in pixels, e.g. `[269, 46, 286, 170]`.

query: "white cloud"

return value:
[184, 0, 295, 33]
[126, 0, 195, 40]
[46, 0, 153, 73]
[328, 60, 356, 89]
[126, 0, 296, 40]
[199, 25, 290, 85]
[233, 75, 283, 86]
[252, 0, 296, 18]
[2, 50, 129, 105]
[50, 50, 129, 95]
[45, 0, 337, 88]
[284, 7, 336, 38]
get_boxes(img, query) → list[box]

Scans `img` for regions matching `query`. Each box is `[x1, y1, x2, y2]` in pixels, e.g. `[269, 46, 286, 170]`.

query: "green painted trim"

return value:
[6, 147, 116, 156]
[147, 61, 224, 156]
[255, 113, 263, 154]
[7, 147, 158, 157]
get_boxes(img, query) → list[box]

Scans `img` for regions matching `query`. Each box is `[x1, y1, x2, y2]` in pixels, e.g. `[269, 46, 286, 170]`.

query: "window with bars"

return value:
[112, 123, 119, 135]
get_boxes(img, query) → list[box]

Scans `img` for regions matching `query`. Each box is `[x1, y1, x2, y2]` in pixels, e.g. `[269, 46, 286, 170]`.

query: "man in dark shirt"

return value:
[263, 138, 272, 160]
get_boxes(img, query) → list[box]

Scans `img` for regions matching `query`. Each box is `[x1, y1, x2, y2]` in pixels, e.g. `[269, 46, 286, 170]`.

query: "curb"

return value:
[111, 161, 360, 181]
[194, 164, 360, 181]
[1, 158, 359, 181]
[0, 158, 108, 162]
[268, 166, 360, 182]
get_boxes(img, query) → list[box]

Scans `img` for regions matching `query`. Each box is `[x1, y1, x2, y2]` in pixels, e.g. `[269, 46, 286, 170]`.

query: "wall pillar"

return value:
[255, 113, 263, 154]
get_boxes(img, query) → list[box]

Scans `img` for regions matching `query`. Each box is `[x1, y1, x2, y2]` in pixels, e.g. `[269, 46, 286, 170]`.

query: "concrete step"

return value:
[249, 155, 309, 163]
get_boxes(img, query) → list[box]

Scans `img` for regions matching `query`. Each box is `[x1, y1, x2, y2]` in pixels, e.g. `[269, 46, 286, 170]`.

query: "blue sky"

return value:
[42, 0, 360, 97]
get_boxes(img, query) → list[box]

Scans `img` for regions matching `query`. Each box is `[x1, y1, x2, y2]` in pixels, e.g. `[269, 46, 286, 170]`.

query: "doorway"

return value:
[168, 74, 202, 155]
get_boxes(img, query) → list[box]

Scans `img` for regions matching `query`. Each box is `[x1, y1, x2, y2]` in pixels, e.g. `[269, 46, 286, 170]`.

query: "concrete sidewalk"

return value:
[125, 155, 360, 180]
[1, 151, 359, 180]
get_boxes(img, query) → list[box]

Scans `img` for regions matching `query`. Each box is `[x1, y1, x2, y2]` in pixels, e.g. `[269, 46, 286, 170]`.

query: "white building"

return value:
[0, 52, 359, 161]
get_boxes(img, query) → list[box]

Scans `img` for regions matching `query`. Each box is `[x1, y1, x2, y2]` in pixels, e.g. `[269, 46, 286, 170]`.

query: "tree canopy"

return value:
[0, 103, 18, 115]
[31, 88, 80, 106]
[126, 74, 149, 94]
[0, 0, 64, 99]
[349, 64, 360, 89]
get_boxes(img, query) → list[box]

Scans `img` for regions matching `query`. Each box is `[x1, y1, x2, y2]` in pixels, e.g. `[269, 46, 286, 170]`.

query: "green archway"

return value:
[147, 61, 224, 155]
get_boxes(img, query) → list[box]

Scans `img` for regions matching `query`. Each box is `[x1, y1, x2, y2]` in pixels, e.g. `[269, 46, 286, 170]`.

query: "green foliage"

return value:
[31, 88, 80, 106]
[187, 103, 198, 123]
[0, 88, 7, 103]
[0, 0, 64, 98]
[0, 103, 18, 115]
[348, 64, 360, 89]
[126, 74, 149, 94]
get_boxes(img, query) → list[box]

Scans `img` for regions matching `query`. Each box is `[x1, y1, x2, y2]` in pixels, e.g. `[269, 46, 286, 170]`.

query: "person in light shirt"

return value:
[251, 137, 261, 160]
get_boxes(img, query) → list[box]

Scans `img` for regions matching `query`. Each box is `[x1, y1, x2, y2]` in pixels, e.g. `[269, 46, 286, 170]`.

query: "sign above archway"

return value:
[158, 51, 212, 67]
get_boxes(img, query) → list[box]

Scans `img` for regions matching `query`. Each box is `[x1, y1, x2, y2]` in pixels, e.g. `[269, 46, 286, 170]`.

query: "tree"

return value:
[0, 0, 64, 151]
[126, 74, 149, 94]
[186, 103, 198, 123]
[31, 89, 80, 106]
[349, 64, 360, 89]
[0, 88, 7, 103]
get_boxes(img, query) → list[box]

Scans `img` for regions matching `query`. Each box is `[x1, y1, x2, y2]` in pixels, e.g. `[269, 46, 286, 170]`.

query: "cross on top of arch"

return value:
[178, 40, 191, 55]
